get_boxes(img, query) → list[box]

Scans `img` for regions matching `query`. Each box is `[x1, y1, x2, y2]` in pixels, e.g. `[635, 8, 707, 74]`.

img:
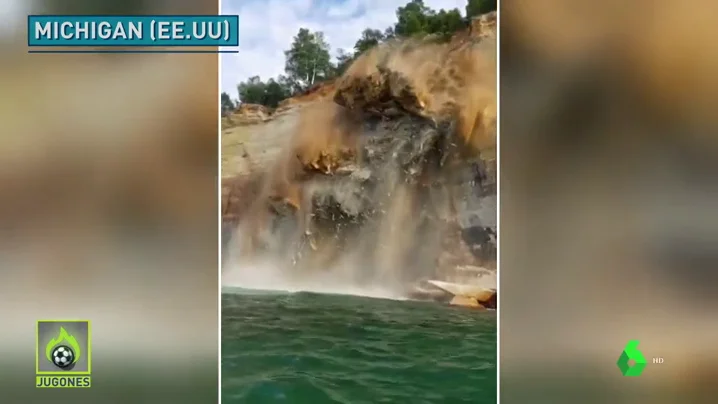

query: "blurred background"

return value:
[501, 0, 717, 403]
[0, 0, 219, 401]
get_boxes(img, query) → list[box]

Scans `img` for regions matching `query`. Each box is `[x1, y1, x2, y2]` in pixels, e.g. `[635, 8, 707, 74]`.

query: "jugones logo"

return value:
[36, 320, 92, 388]
[47, 327, 81, 369]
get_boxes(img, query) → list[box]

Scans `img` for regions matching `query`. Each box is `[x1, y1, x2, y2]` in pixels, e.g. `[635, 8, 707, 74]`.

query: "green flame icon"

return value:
[45, 327, 81, 364]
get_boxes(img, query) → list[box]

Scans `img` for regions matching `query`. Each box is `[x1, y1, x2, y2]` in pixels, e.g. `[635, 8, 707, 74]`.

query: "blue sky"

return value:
[221, 0, 468, 97]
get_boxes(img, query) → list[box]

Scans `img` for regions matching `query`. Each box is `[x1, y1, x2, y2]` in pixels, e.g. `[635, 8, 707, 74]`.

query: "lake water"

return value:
[222, 291, 496, 403]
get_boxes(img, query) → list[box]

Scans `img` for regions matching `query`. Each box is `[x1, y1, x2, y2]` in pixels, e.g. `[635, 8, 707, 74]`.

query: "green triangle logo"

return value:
[617, 340, 647, 376]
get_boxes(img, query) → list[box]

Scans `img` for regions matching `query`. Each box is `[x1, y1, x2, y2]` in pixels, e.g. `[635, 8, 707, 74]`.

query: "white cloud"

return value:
[220, 0, 468, 97]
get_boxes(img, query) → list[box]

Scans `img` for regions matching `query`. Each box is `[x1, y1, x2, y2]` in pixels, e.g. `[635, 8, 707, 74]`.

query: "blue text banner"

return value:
[28, 15, 239, 47]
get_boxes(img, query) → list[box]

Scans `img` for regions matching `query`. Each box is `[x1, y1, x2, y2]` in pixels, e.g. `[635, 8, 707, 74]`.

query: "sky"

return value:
[220, 0, 468, 97]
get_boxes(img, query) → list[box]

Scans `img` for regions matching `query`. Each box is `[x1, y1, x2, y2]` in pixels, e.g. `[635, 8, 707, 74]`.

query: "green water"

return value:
[222, 291, 496, 403]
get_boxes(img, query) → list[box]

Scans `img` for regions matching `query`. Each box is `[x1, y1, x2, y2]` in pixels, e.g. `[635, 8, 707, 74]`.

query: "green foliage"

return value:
[263, 78, 292, 107]
[335, 49, 355, 76]
[237, 76, 266, 105]
[466, 0, 496, 18]
[354, 28, 386, 54]
[393, 0, 470, 40]
[237, 76, 291, 108]
[427, 8, 465, 40]
[221, 92, 236, 115]
[284, 28, 333, 90]
[230, 0, 487, 108]
[394, 0, 434, 37]
[277, 75, 303, 97]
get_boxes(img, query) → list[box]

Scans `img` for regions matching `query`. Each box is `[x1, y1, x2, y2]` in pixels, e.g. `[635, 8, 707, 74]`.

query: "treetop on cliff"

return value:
[234, 0, 496, 107]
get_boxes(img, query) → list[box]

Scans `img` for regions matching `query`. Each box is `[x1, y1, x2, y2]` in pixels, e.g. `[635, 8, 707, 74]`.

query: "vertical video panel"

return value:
[221, 1, 497, 402]
[500, 1, 718, 403]
[0, 0, 219, 401]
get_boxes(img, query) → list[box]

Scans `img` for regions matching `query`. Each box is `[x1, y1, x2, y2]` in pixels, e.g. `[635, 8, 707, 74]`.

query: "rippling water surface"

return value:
[222, 291, 496, 403]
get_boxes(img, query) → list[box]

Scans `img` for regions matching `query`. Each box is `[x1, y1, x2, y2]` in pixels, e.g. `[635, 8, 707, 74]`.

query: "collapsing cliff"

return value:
[222, 13, 497, 307]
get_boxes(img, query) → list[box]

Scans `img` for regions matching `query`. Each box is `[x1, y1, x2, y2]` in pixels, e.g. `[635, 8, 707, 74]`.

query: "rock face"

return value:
[221, 172, 263, 224]
[471, 11, 497, 39]
[222, 103, 271, 127]
[277, 80, 337, 110]
[221, 13, 497, 304]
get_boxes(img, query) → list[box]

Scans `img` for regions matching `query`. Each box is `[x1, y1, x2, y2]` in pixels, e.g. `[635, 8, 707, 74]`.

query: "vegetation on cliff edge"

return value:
[221, 0, 496, 113]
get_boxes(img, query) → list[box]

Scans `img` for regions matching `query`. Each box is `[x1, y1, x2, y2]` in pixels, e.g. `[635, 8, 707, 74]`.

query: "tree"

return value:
[335, 49, 354, 76]
[263, 78, 291, 108]
[221, 92, 235, 115]
[277, 74, 302, 97]
[427, 8, 465, 40]
[226, 0, 482, 109]
[394, 0, 434, 37]
[236, 76, 293, 108]
[237, 76, 267, 105]
[466, 0, 496, 18]
[284, 28, 333, 90]
[354, 28, 386, 54]
[392, 1, 470, 41]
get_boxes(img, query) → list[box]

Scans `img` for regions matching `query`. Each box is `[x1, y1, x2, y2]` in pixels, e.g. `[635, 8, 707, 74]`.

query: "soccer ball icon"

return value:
[51, 345, 75, 368]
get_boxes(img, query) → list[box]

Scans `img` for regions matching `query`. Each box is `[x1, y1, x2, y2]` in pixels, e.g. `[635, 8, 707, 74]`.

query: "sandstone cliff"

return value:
[221, 12, 497, 307]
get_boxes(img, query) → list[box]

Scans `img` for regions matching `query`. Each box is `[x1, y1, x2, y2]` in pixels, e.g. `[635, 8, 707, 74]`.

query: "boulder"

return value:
[449, 295, 485, 309]
[224, 103, 272, 127]
[426, 280, 496, 303]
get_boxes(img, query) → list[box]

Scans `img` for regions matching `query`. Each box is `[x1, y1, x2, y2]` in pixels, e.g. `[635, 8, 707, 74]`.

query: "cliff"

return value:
[221, 12, 497, 307]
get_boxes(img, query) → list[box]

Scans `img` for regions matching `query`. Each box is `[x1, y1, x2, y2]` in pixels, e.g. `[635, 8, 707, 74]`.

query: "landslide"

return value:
[222, 12, 497, 295]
